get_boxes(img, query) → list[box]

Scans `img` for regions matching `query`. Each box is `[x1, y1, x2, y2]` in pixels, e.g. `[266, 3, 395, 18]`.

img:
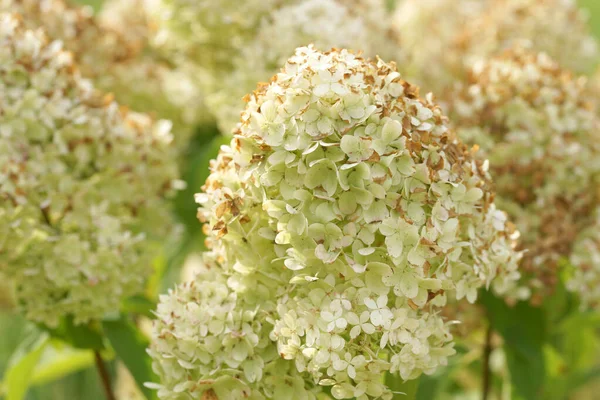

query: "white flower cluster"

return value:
[152, 0, 395, 134]
[149, 47, 522, 399]
[97, 0, 214, 134]
[391, 0, 486, 94]
[0, 13, 179, 327]
[450, 48, 600, 304]
[567, 209, 600, 310]
[0, 0, 137, 80]
[151, 0, 279, 71]
[393, 0, 599, 96]
[149, 254, 319, 400]
[2, 0, 202, 148]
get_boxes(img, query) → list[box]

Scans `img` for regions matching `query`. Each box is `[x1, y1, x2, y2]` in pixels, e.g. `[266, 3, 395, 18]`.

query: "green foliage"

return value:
[40, 317, 104, 351]
[580, 0, 600, 38]
[30, 346, 95, 388]
[414, 346, 468, 400]
[1, 327, 49, 400]
[481, 292, 547, 400]
[158, 126, 227, 292]
[0, 313, 29, 378]
[103, 317, 158, 400]
[544, 311, 600, 398]
[71, 0, 103, 12]
[385, 373, 419, 399]
[121, 296, 156, 320]
[28, 367, 109, 400]
[0, 317, 111, 400]
[173, 125, 226, 236]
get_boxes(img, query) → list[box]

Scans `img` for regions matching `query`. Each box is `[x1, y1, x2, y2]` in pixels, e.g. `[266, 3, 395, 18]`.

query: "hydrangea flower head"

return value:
[393, 0, 598, 96]
[149, 46, 522, 399]
[153, 0, 395, 133]
[451, 48, 600, 304]
[0, 0, 139, 79]
[392, 0, 486, 94]
[151, 0, 278, 72]
[0, 13, 179, 327]
[97, 0, 214, 132]
[2, 0, 202, 146]
[149, 253, 319, 400]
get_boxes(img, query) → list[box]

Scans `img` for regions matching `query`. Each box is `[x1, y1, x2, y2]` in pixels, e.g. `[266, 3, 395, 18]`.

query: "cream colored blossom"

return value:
[0, 13, 179, 327]
[2, 0, 202, 147]
[393, 0, 598, 96]
[153, 0, 396, 134]
[151, 0, 278, 73]
[149, 46, 522, 400]
[392, 0, 485, 95]
[97, 0, 213, 132]
[0, 0, 137, 80]
[148, 255, 319, 400]
[450, 48, 600, 304]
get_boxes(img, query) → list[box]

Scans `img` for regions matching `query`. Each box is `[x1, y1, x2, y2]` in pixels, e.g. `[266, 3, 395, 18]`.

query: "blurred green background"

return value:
[581, 0, 600, 37]
[0, 0, 599, 399]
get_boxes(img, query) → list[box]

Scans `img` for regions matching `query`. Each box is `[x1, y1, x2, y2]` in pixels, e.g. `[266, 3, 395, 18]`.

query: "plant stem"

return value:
[94, 350, 116, 400]
[482, 323, 493, 400]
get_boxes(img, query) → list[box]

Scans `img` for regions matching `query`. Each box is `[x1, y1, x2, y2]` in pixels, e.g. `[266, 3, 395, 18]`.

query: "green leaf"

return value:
[579, 0, 600, 39]
[40, 316, 104, 350]
[31, 344, 95, 387]
[121, 295, 156, 319]
[544, 311, 600, 397]
[157, 230, 206, 294]
[415, 368, 451, 399]
[567, 366, 600, 393]
[2, 326, 49, 400]
[71, 0, 103, 12]
[542, 267, 581, 327]
[158, 126, 226, 292]
[413, 344, 468, 399]
[173, 125, 225, 236]
[385, 372, 419, 400]
[103, 317, 158, 400]
[481, 292, 546, 400]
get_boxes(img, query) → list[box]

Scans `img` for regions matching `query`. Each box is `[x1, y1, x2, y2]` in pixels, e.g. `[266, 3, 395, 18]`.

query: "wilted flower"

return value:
[152, 0, 396, 134]
[450, 48, 600, 305]
[393, 0, 599, 96]
[149, 46, 522, 399]
[0, 13, 179, 327]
